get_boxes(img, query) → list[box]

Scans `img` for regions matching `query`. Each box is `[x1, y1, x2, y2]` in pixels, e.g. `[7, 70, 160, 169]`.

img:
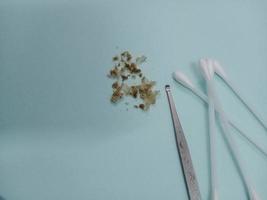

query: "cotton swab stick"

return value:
[201, 59, 261, 200]
[211, 82, 261, 200]
[213, 60, 267, 132]
[200, 58, 219, 200]
[172, 71, 267, 158]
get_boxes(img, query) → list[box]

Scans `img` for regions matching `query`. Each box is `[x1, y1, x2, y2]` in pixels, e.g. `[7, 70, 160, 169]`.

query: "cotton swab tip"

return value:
[212, 60, 228, 80]
[250, 188, 261, 200]
[200, 58, 214, 81]
[172, 70, 195, 89]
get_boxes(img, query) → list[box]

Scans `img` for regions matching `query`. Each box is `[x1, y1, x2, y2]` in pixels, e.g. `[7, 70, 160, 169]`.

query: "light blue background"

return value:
[0, 0, 267, 199]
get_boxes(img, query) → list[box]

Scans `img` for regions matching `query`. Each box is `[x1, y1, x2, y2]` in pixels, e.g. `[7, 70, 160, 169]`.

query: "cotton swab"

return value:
[173, 68, 263, 200]
[201, 59, 261, 200]
[200, 58, 219, 200]
[172, 71, 267, 158]
[213, 60, 267, 132]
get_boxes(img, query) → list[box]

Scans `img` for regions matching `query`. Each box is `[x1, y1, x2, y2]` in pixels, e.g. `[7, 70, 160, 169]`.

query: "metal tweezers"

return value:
[165, 85, 201, 200]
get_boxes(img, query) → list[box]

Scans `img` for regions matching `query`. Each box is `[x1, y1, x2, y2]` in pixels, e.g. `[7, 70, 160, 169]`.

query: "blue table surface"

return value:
[0, 0, 267, 199]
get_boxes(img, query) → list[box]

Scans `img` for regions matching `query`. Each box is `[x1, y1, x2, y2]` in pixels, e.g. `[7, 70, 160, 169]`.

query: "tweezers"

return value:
[165, 85, 201, 200]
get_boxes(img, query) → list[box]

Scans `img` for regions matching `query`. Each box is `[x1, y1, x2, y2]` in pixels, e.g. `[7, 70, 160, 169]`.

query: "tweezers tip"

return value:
[165, 85, 171, 91]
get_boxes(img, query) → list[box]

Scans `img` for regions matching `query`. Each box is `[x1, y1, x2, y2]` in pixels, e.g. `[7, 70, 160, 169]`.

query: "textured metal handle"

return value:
[165, 85, 201, 200]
